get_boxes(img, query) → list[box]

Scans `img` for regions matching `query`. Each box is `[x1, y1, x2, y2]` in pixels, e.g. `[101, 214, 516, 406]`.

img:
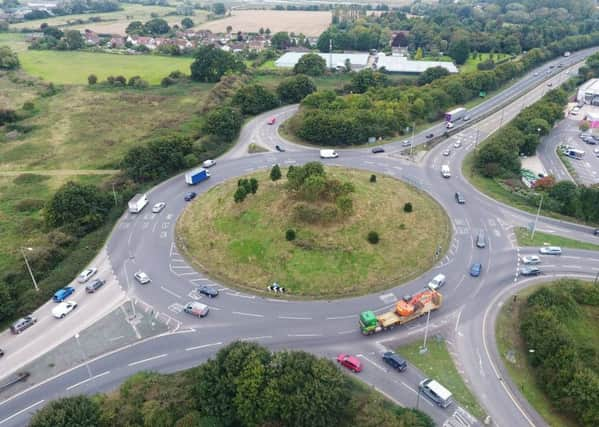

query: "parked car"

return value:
[267, 117, 276, 125]
[10, 315, 37, 334]
[134, 271, 151, 284]
[425, 133, 434, 139]
[539, 246, 562, 255]
[202, 159, 216, 168]
[454, 192, 465, 204]
[275, 145, 285, 152]
[184, 192, 197, 201]
[152, 202, 166, 213]
[401, 140, 411, 147]
[77, 268, 97, 283]
[520, 266, 541, 276]
[521, 255, 541, 265]
[52, 300, 78, 319]
[442, 149, 451, 156]
[337, 353, 362, 373]
[53, 286, 75, 302]
[470, 263, 482, 277]
[419, 378, 454, 408]
[382, 351, 407, 371]
[372, 146, 385, 154]
[86, 278, 106, 293]
[198, 285, 219, 298]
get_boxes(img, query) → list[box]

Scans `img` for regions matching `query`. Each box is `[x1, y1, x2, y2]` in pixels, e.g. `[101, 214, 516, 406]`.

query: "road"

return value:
[2, 47, 599, 427]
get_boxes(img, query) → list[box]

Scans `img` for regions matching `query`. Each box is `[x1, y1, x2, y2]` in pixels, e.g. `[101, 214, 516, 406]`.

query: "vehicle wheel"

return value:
[61, 314, 65, 318]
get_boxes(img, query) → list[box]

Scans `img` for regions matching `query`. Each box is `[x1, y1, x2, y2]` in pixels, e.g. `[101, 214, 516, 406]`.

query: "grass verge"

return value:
[396, 339, 486, 420]
[514, 227, 599, 251]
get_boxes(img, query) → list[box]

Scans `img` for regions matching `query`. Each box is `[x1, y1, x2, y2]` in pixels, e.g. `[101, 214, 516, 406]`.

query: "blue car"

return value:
[184, 192, 197, 201]
[53, 286, 75, 302]
[470, 263, 482, 277]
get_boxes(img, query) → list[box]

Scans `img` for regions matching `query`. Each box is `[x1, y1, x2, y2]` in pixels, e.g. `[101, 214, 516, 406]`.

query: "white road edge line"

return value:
[66, 370, 111, 391]
[240, 336, 273, 341]
[128, 353, 168, 367]
[232, 311, 264, 318]
[186, 342, 223, 351]
[0, 400, 44, 425]
[278, 316, 312, 320]
[326, 315, 354, 320]
[288, 333, 322, 337]
[160, 286, 182, 299]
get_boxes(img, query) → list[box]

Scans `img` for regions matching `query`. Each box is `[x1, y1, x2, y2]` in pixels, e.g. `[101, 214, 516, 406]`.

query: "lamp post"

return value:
[531, 194, 544, 240]
[20, 247, 39, 292]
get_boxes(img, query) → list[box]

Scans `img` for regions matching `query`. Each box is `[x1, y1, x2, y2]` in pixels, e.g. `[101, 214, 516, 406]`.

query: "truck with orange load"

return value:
[359, 290, 442, 335]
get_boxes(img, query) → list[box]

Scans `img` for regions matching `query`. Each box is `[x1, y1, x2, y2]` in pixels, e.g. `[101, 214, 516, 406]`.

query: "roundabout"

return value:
[2, 47, 599, 427]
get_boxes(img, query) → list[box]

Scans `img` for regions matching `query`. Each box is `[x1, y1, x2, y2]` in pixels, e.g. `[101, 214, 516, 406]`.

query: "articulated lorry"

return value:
[359, 290, 442, 335]
[444, 107, 467, 123]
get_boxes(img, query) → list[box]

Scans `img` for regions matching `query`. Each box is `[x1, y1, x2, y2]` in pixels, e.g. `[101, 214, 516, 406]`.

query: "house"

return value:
[83, 29, 100, 45]
[247, 39, 265, 51]
[108, 36, 125, 49]
[127, 35, 156, 50]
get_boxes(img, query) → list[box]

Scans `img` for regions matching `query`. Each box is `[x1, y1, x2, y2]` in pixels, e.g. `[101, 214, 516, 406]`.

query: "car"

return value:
[152, 202, 166, 213]
[419, 378, 454, 408]
[184, 192, 197, 201]
[580, 132, 592, 139]
[446, 122, 454, 129]
[533, 72, 539, 76]
[427, 273, 446, 291]
[547, 82, 553, 87]
[539, 246, 562, 255]
[202, 159, 216, 168]
[10, 315, 37, 334]
[401, 140, 412, 147]
[570, 110, 578, 116]
[442, 149, 451, 156]
[267, 117, 276, 125]
[134, 271, 151, 284]
[337, 353, 362, 373]
[77, 268, 97, 283]
[184, 301, 209, 318]
[549, 64, 555, 69]
[382, 351, 407, 371]
[275, 144, 285, 152]
[470, 263, 482, 277]
[372, 146, 385, 154]
[463, 115, 471, 121]
[0, 348, 4, 357]
[521, 255, 541, 265]
[425, 133, 434, 139]
[520, 266, 541, 276]
[476, 231, 486, 248]
[594, 229, 599, 236]
[52, 300, 77, 319]
[454, 192, 465, 204]
[53, 286, 75, 302]
[198, 285, 219, 298]
[86, 278, 106, 293]
[453, 141, 462, 148]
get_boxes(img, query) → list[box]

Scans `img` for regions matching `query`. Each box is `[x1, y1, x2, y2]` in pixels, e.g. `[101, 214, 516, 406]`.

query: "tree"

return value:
[417, 66, 450, 85]
[190, 45, 245, 82]
[212, 2, 225, 15]
[276, 75, 317, 103]
[232, 84, 279, 115]
[29, 396, 101, 427]
[349, 69, 389, 93]
[181, 17, 194, 29]
[367, 231, 380, 244]
[270, 31, 291, 50]
[285, 229, 296, 241]
[0, 46, 19, 70]
[125, 21, 144, 35]
[144, 18, 170, 35]
[249, 178, 258, 194]
[64, 30, 84, 50]
[42, 26, 63, 39]
[293, 53, 326, 76]
[204, 106, 243, 142]
[448, 39, 470, 65]
[270, 164, 282, 181]
[87, 74, 97, 85]
[45, 181, 112, 230]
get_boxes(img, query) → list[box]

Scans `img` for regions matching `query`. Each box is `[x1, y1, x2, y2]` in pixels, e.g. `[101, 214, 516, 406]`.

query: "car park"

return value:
[53, 286, 75, 302]
[184, 301, 209, 318]
[275, 145, 285, 152]
[371, 146, 385, 153]
[337, 353, 362, 372]
[521, 255, 541, 265]
[442, 149, 451, 156]
[454, 192, 465, 204]
[152, 202, 166, 213]
[427, 273, 446, 291]
[77, 268, 97, 283]
[470, 263, 482, 277]
[401, 140, 411, 147]
[382, 351, 407, 372]
[520, 266, 541, 276]
[10, 315, 37, 334]
[425, 133, 434, 139]
[134, 271, 151, 284]
[202, 159, 216, 168]
[267, 117, 276, 125]
[198, 285, 219, 298]
[184, 192, 197, 201]
[539, 246, 562, 255]
[52, 300, 77, 319]
[476, 231, 486, 248]
[419, 378, 453, 408]
[86, 278, 106, 293]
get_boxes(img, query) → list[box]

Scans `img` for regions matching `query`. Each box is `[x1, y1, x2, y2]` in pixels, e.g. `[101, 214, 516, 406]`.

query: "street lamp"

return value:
[531, 194, 544, 240]
[20, 247, 39, 292]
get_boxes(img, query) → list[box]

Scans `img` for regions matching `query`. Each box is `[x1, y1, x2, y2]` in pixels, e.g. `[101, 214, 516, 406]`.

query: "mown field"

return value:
[177, 168, 450, 298]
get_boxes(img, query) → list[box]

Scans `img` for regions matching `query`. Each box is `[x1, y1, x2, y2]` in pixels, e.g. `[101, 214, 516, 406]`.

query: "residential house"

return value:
[83, 29, 100, 46]
[108, 36, 125, 49]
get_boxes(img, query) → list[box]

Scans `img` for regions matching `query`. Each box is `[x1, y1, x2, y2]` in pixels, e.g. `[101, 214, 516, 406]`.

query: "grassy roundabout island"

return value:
[177, 164, 450, 298]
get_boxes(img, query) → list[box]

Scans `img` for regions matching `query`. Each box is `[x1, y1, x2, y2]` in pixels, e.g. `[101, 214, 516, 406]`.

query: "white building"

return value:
[275, 52, 370, 70]
[577, 79, 599, 106]
[375, 54, 458, 74]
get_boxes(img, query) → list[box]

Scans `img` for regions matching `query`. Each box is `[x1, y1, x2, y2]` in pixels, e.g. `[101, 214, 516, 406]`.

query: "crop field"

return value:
[197, 10, 332, 36]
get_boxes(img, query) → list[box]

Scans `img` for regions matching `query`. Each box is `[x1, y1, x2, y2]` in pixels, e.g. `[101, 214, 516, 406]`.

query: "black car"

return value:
[184, 192, 197, 201]
[0, 348, 4, 357]
[86, 278, 106, 293]
[594, 229, 599, 236]
[382, 351, 407, 372]
[454, 192, 465, 204]
[425, 133, 434, 139]
[520, 266, 541, 276]
[372, 147, 385, 154]
[275, 145, 285, 152]
[198, 285, 219, 298]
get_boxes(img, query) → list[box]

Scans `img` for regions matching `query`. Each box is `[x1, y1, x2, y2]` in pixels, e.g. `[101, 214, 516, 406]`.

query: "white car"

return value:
[52, 300, 78, 319]
[539, 246, 562, 255]
[521, 255, 541, 265]
[152, 202, 166, 213]
[427, 274, 446, 291]
[453, 141, 462, 148]
[134, 271, 151, 284]
[401, 140, 412, 147]
[202, 159, 216, 168]
[77, 268, 97, 283]
[442, 149, 451, 156]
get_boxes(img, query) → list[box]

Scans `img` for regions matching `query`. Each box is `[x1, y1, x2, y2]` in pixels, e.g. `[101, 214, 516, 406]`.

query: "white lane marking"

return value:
[278, 315, 312, 320]
[66, 370, 111, 391]
[186, 342, 223, 351]
[287, 333, 322, 337]
[562, 255, 581, 259]
[563, 265, 582, 269]
[0, 400, 44, 425]
[337, 329, 355, 335]
[128, 353, 168, 367]
[240, 335, 272, 341]
[266, 298, 289, 303]
[226, 292, 256, 299]
[454, 308, 463, 332]
[232, 311, 264, 318]
[358, 354, 386, 372]
[326, 314, 355, 320]
[160, 286, 182, 299]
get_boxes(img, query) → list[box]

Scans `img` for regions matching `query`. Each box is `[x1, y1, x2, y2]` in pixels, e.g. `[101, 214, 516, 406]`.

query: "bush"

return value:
[204, 106, 243, 142]
[270, 164, 282, 181]
[403, 202, 413, 213]
[88, 74, 97, 85]
[370, 174, 376, 183]
[367, 231, 380, 244]
[232, 84, 279, 115]
[285, 229, 296, 241]
[15, 198, 45, 212]
[234, 186, 247, 203]
[276, 75, 317, 104]
[22, 101, 35, 111]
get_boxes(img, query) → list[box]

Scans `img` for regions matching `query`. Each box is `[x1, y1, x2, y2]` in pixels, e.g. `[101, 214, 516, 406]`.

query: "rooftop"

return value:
[275, 52, 370, 68]
[376, 54, 458, 74]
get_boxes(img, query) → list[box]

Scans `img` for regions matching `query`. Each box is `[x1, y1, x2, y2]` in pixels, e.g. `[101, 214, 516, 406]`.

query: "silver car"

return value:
[77, 268, 97, 283]
[539, 246, 562, 255]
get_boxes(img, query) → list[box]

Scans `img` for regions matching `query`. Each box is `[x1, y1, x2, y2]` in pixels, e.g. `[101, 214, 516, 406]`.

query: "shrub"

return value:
[270, 164, 282, 181]
[336, 195, 354, 217]
[234, 186, 247, 203]
[367, 231, 380, 244]
[285, 229, 296, 241]
[15, 198, 45, 212]
[403, 202, 413, 213]
[370, 174, 376, 183]
[88, 74, 97, 85]
[22, 101, 35, 111]
[161, 76, 176, 87]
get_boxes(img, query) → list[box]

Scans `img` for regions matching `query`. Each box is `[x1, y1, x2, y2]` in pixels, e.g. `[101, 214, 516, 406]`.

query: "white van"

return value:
[441, 165, 451, 178]
[128, 193, 148, 214]
[320, 149, 339, 159]
[419, 378, 453, 408]
[428, 274, 446, 291]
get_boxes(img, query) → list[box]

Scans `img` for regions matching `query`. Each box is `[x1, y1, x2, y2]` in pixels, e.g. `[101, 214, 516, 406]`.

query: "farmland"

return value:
[197, 10, 332, 36]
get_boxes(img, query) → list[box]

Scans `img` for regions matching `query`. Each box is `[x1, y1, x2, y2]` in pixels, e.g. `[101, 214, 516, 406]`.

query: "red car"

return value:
[337, 353, 362, 372]
[267, 117, 276, 125]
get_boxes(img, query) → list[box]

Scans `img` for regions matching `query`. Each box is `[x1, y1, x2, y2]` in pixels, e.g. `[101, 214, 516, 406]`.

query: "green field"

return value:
[515, 227, 599, 251]
[460, 52, 512, 73]
[396, 339, 486, 420]
[177, 168, 451, 298]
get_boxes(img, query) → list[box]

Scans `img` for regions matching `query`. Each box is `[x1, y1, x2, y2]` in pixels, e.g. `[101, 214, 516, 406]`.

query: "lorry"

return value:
[185, 168, 210, 185]
[359, 290, 442, 335]
[320, 149, 339, 159]
[565, 148, 585, 159]
[444, 107, 467, 123]
[128, 193, 149, 214]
